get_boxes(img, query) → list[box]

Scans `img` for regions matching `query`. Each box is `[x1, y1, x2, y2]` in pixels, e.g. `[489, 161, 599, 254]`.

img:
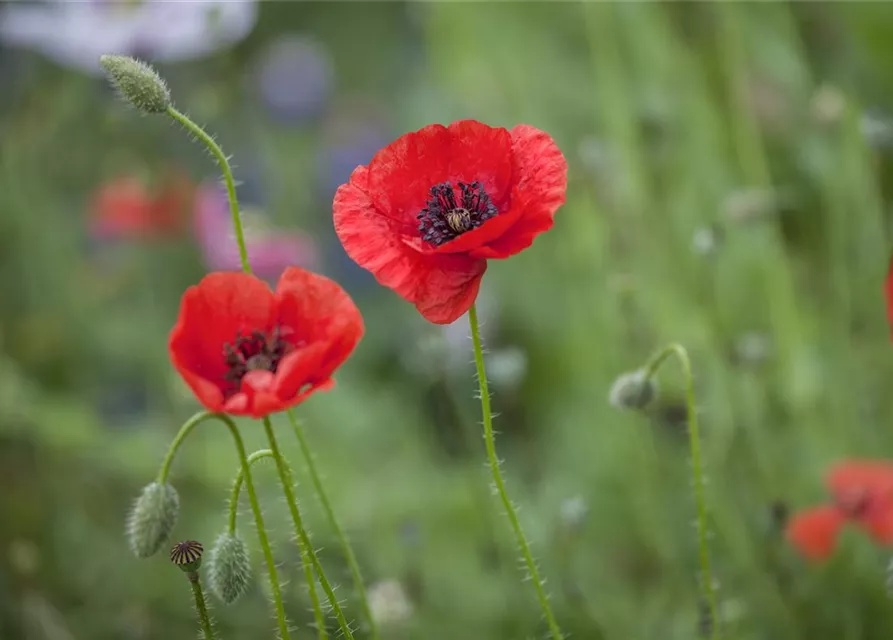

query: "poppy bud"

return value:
[608, 369, 658, 410]
[171, 540, 204, 574]
[207, 532, 252, 604]
[126, 482, 180, 558]
[99, 54, 171, 114]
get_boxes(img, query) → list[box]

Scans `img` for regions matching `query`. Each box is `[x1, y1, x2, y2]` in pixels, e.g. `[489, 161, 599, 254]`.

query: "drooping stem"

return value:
[166, 106, 251, 274]
[228, 449, 274, 534]
[286, 409, 379, 639]
[467, 303, 563, 640]
[158, 412, 291, 640]
[189, 574, 216, 640]
[263, 417, 356, 640]
[638, 343, 718, 639]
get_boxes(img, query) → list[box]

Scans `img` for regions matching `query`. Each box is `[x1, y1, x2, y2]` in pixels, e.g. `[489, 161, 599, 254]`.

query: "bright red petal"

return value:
[333, 166, 487, 324]
[470, 125, 567, 260]
[861, 506, 893, 545]
[786, 506, 845, 561]
[828, 460, 893, 501]
[168, 272, 276, 404]
[444, 120, 513, 204]
[366, 124, 451, 224]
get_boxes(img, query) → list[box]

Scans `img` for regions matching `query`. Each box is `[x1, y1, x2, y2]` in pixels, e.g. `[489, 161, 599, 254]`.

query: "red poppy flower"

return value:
[90, 174, 192, 240]
[333, 120, 567, 324]
[168, 267, 364, 418]
[786, 460, 893, 560]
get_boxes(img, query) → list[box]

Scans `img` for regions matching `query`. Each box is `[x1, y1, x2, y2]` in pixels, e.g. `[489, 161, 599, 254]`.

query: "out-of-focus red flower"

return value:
[168, 268, 363, 418]
[786, 460, 893, 560]
[333, 120, 567, 324]
[90, 174, 192, 240]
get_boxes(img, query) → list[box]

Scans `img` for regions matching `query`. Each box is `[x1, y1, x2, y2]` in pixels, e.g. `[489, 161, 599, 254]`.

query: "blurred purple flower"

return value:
[318, 125, 389, 199]
[193, 183, 317, 281]
[0, 0, 258, 74]
[255, 35, 335, 123]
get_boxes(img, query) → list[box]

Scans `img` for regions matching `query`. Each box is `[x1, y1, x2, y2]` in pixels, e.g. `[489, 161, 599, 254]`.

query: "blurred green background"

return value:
[4, 1, 893, 639]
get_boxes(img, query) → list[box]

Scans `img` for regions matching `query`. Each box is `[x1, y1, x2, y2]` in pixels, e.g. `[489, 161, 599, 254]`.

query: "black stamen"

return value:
[417, 181, 499, 247]
[222, 325, 292, 396]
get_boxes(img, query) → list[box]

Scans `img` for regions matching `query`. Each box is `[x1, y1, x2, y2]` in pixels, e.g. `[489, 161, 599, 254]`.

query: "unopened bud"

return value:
[608, 369, 657, 410]
[170, 540, 204, 574]
[126, 482, 180, 558]
[208, 532, 252, 604]
[99, 55, 171, 114]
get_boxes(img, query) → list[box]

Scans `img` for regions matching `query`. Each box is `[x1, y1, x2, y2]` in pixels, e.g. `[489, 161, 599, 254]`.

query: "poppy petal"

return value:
[169, 272, 276, 385]
[333, 167, 487, 323]
[861, 507, 893, 545]
[786, 506, 846, 561]
[445, 120, 513, 204]
[240, 370, 281, 418]
[367, 124, 451, 224]
[275, 267, 364, 348]
[171, 365, 226, 413]
[828, 460, 893, 500]
[470, 125, 567, 260]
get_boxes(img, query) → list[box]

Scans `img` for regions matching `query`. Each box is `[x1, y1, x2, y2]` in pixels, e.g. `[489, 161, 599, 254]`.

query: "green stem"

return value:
[468, 303, 563, 640]
[263, 417, 355, 640]
[158, 412, 291, 640]
[286, 409, 379, 639]
[189, 575, 216, 640]
[228, 449, 274, 534]
[639, 344, 718, 639]
[166, 106, 251, 274]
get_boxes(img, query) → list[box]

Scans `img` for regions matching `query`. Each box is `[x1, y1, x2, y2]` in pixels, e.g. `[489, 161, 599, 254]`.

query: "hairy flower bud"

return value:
[126, 482, 180, 558]
[608, 369, 657, 410]
[208, 532, 252, 604]
[99, 54, 171, 114]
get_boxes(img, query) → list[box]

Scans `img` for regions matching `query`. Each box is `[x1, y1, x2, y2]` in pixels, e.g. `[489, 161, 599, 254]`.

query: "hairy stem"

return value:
[157, 412, 291, 640]
[264, 417, 356, 640]
[286, 409, 378, 639]
[639, 344, 717, 639]
[228, 449, 274, 534]
[166, 106, 250, 274]
[189, 575, 216, 640]
[468, 303, 563, 639]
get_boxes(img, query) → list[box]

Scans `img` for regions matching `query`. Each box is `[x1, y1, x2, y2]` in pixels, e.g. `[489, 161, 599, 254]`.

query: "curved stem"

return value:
[228, 449, 274, 534]
[166, 106, 251, 274]
[468, 303, 563, 640]
[286, 409, 378, 639]
[264, 417, 355, 640]
[189, 575, 216, 640]
[639, 344, 718, 639]
[158, 412, 291, 640]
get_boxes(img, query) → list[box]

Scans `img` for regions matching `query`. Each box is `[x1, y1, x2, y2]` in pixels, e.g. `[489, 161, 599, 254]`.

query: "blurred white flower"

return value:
[485, 346, 528, 392]
[368, 579, 413, 627]
[0, 0, 258, 74]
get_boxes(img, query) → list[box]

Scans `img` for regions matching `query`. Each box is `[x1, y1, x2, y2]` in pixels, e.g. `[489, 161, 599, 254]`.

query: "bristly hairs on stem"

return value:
[170, 540, 216, 640]
[286, 409, 380, 639]
[631, 343, 719, 640]
[468, 303, 564, 640]
[263, 416, 355, 640]
[155, 412, 292, 640]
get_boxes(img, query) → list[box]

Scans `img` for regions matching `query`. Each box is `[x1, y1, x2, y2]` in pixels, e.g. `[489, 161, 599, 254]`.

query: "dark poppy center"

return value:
[417, 181, 498, 247]
[222, 326, 292, 393]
